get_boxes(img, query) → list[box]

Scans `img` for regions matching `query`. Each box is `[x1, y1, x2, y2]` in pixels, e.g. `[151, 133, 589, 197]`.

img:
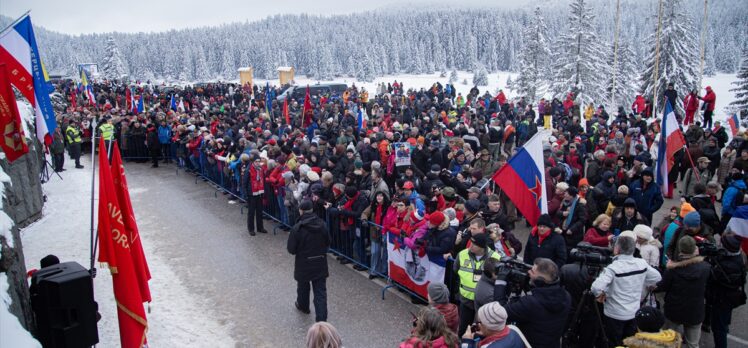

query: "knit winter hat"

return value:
[477, 302, 508, 332]
[721, 234, 742, 253]
[428, 212, 446, 227]
[635, 306, 665, 333]
[683, 211, 701, 228]
[470, 233, 489, 249]
[679, 203, 696, 218]
[634, 225, 654, 241]
[536, 214, 554, 229]
[465, 199, 481, 214]
[427, 283, 450, 304]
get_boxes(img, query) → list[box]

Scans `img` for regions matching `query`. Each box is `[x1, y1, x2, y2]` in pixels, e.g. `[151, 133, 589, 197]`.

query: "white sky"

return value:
[1, 0, 539, 35]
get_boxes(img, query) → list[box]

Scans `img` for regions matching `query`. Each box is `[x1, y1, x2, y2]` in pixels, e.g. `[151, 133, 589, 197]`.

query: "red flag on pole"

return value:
[283, 98, 290, 126]
[110, 141, 151, 302]
[125, 88, 132, 112]
[70, 88, 78, 110]
[96, 138, 148, 348]
[302, 85, 312, 128]
[0, 64, 29, 162]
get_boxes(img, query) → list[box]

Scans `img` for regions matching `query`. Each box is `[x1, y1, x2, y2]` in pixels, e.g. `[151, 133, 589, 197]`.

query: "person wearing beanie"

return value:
[623, 306, 682, 348]
[720, 170, 747, 231]
[287, 199, 330, 322]
[666, 211, 715, 264]
[328, 184, 369, 268]
[612, 197, 648, 235]
[705, 233, 746, 348]
[454, 229, 501, 336]
[633, 224, 662, 268]
[244, 152, 267, 236]
[459, 199, 483, 231]
[591, 235, 661, 347]
[461, 302, 525, 348]
[628, 167, 664, 224]
[427, 283, 459, 334]
[524, 214, 567, 268]
[654, 235, 710, 347]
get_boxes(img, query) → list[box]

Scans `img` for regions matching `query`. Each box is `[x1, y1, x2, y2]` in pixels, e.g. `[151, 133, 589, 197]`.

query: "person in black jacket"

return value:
[705, 234, 746, 348]
[524, 214, 567, 268]
[146, 123, 161, 168]
[655, 235, 711, 347]
[495, 257, 572, 348]
[329, 185, 370, 268]
[555, 187, 588, 254]
[287, 200, 330, 322]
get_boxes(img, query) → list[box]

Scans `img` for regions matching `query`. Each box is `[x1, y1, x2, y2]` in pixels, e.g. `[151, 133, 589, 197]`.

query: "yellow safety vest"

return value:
[66, 127, 81, 143]
[457, 249, 500, 301]
[100, 123, 114, 140]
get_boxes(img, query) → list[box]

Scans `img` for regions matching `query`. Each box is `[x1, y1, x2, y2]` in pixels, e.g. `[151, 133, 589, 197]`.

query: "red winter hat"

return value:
[311, 167, 322, 174]
[428, 212, 445, 227]
[268, 139, 277, 145]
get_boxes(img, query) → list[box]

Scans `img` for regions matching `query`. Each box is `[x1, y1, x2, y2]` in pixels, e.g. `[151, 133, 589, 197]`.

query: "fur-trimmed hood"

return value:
[623, 330, 682, 348]
[667, 255, 705, 269]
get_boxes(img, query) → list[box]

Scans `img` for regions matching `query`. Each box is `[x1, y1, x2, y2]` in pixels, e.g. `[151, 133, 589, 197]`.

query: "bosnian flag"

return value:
[491, 130, 549, 226]
[81, 69, 95, 105]
[655, 101, 686, 192]
[728, 113, 740, 137]
[170, 94, 177, 111]
[0, 15, 57, 144]
[387, 231, 446, 298]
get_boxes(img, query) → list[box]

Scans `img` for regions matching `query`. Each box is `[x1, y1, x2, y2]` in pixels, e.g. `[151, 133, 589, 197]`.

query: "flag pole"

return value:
[697, 0, 709, 92]
[89, 117, 98, 274]
[652, 0, 664, 117]
[480, 129, 550, 190]
[610, 0, 621, 110]
[0, 10, 31, 38]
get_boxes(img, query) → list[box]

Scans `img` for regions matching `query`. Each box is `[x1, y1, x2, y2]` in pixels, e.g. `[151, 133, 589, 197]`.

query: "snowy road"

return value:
[23, 154, 417, 347]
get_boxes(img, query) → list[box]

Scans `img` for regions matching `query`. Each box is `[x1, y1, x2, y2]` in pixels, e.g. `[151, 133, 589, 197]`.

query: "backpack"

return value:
[559, 162, 573, 181]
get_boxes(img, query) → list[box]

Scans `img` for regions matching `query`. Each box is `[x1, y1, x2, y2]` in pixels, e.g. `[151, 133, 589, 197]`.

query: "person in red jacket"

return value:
[632, 95, 646, 115]
[683, 90, 700, 126]
[244, 154, 267, 236]
[495, 90, 507, 107]
[699, 86, 716, 129]
[583, 214, 614, 247]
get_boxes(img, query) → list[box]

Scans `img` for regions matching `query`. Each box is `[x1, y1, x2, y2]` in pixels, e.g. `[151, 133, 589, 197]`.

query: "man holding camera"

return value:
[494, 257, 571, 348]
[591, 235, 661, 347]
[454, 233, 501, 336]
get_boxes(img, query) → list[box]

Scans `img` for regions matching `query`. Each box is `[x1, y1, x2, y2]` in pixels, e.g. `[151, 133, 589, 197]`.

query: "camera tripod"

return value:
[562, 262, 610, 348]
[40, 158, 63, 183]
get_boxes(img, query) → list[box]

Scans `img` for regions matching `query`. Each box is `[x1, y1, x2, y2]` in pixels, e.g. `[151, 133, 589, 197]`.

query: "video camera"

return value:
[498, 258, 533, 296]
[569, 244, 613, 267]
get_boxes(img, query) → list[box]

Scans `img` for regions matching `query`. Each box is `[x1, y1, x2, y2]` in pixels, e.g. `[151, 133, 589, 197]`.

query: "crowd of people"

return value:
[51, 77, 747, 348]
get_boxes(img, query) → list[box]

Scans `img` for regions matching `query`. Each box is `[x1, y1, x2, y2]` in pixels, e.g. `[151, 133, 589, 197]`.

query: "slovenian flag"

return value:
[728, 114, 740, 137]
[491, 130, 549, 226]
[655, 101, 686, 192]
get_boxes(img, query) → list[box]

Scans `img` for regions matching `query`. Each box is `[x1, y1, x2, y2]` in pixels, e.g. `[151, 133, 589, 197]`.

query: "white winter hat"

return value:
[306, 171, 320, 182]
[634, 225, 654, 241]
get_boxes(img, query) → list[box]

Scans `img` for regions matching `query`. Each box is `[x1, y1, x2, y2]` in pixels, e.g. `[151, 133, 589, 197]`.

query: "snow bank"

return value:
[16, 101, 35, 143]
[21, 157, 235, 347]
[0, 162, 41, 348]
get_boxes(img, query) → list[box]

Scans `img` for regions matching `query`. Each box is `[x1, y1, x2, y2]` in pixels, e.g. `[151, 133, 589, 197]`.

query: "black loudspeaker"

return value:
[30, 261, 99, 348]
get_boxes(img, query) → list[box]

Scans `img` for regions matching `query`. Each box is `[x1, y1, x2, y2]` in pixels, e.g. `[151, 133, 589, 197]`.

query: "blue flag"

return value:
[170, 94, 177, 111]
[137, 95, 144, 113]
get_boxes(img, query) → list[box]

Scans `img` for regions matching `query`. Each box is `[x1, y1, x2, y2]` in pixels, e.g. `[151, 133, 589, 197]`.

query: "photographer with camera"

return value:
[591, 235, 661, 347]
[460, 302, 527, 348]
[454, 233, 501, 336]
[493, 257, 571, 348]
[654, 235, 710, 348]
[665, 211, 715, 264]
[705, 233, 746, 348]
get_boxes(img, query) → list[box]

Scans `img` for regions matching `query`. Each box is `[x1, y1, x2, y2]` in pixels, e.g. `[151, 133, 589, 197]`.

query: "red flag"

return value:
[302, 85, 313, 128]
[125, 88, 132, 111]
[110, 141, 151, 302]
[0, 64, 29, 162]
[70, 88, 78, 109]
[96, 138, 148, 348]
[283, 98, 290, 126]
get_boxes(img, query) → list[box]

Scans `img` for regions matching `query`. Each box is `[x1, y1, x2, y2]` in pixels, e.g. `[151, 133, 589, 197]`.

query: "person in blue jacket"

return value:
[628, 168, 663, 224]
[157, 120, 173, 163]
[720, 171, 746, 232]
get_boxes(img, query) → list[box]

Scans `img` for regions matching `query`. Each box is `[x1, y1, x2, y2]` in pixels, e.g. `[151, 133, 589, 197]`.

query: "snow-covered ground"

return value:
[20, 156, 235, 347]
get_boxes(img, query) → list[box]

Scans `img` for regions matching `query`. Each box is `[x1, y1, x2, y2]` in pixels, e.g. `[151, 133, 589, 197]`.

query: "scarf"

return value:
[374, 204, 385, 231]
[477, 327, 511, 347]
[532, 227, 550, 246]
[342, 192, 360, 226]
[563, 197, 579, 230]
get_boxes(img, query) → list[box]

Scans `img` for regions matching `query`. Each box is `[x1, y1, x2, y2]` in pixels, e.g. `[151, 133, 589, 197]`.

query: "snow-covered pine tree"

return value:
[465, 35, 479, 71]
[513, 7, 551, 103]
[473, 64, 488, 86]
[101, 36, 129, 80]
[220, 49, 235, 81]
[729, 48, 748, 112]
[505, 75, 514, 90]
[606, 40, 638, 109]
[449, 69, 458, 84]
[178, 48, 194, 82]
[194, 46, 211, 81]
[550, 0, 609, 105]
[317, 46, 334, 80]
[640, 0, 699, 114]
